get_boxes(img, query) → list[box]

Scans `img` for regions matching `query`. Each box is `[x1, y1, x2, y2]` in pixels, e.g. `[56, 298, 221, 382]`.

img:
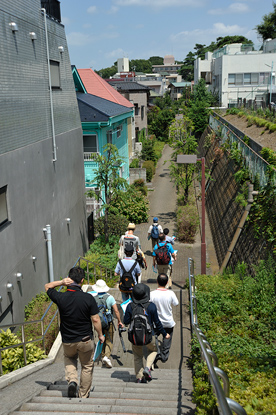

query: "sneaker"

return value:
[102, 356, 113, 368]
[68, 381, 77, 398]
[143, 366, 152, 381]
[136, 377, 147, 383]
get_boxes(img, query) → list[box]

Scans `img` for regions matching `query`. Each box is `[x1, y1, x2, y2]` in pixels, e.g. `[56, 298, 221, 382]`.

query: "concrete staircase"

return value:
[9, 366, 195, 415]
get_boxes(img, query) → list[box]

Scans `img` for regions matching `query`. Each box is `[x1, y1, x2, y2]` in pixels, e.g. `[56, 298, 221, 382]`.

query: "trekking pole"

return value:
[118, 326, 127, 353]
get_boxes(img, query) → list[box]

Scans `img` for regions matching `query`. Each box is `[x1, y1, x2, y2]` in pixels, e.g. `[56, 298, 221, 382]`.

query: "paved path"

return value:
[0, 144, 218, 415]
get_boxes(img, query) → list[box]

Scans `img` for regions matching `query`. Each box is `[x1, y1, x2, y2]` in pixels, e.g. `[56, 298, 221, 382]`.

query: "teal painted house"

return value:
[72, 67, 134, 215]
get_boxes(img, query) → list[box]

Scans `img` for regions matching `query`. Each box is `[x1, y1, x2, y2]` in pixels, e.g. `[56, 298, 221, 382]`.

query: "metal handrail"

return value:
[188, 258, 247, 415]
[77, 256, 114, 284]
[0, 256, 114, 375]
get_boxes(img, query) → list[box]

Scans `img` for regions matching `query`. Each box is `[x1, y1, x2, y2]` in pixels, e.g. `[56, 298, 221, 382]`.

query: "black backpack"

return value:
[94, 294, 113, 330]
[155, 242, 170, 265]
[128, 303, 152, 346]
[118, 260, 137, 293]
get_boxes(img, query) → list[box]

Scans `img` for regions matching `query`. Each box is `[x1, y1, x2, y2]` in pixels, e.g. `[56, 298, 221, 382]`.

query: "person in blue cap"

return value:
[148, 217, 163, 250]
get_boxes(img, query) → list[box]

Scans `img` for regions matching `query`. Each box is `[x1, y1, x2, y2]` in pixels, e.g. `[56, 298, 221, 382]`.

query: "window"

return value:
[236, 74, 243, 86]
[116, 125, 122, 139]
[50, 60, 61, 88]
[0, 186, 9, 228]
[244, 73, 251, 85]
[251, 73, 259, 85]
[134, 104, 139, 116]
[107, 131, 112, 144]
[141, 106, 144, 120]
[83, 135, 98, 153]
[228, 74, 235, 85]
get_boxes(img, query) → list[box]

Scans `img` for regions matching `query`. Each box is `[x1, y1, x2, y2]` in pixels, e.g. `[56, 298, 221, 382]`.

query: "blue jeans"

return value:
[121, 292, 131, 302]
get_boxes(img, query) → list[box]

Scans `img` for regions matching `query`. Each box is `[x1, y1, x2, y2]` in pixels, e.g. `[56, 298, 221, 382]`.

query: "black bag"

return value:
[128, 303, 152, 346]
[136, 251, 145, 268]
[119, 260, 137, 293]
[155, 242, 170, 265]
[94, 293, 113, 330]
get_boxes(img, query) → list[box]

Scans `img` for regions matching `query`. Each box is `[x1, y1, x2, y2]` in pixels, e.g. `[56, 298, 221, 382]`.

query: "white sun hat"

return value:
[92, 279, 110, 292]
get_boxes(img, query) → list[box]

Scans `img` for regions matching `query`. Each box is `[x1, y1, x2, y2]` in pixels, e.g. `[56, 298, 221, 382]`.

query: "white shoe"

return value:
[102, 356, 112, 368]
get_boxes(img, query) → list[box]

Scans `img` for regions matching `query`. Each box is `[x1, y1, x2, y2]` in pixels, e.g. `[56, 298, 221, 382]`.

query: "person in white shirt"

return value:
[150, 273, 179, 363]
[119, 223, 141, 260]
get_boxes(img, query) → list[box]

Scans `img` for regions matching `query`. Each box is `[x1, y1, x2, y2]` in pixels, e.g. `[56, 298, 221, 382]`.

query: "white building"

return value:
[194, 41, 276, 107]
[117, 58, 129, 73]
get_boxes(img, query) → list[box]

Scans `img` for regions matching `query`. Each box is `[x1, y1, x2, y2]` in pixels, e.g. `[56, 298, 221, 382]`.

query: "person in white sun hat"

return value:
[92, 279, 124, 368]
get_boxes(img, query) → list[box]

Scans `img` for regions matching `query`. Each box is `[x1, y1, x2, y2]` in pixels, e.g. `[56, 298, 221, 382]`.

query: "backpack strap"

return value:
[119, 259, 126, 274]
[129, 260, 138, 274]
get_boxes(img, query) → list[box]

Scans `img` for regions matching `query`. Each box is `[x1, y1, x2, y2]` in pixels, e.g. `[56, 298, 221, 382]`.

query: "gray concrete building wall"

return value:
[0, 0, 87, 325]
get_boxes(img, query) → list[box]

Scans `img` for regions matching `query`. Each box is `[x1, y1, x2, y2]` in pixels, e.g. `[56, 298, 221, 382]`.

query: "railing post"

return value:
[41, 319, 45, 353]
[21, 325, 27, 366]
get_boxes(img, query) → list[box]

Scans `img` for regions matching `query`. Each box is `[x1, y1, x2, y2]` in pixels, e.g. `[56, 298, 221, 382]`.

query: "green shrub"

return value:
[24, 292, 60, 354]
[153, 140, 165, 161]
[191, 259, 276, 414]
[129, 158, 139, 168]
[131, 179, 148, 196]
[0, 329, 46, 375]
[110, 187, 149, 223]
[176, 199, 199, 243]
[142, 160, 155, 182]
[82, 235, 119, 285]
[141, 140, 157, 164]
[94, 213, 128, 238]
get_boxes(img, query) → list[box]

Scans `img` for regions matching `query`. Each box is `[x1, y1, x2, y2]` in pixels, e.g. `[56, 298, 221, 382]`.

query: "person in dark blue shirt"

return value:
[124, 283, 170, 383]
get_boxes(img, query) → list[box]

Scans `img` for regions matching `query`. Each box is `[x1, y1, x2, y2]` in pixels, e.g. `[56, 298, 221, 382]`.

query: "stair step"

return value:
[40, 390, 181, 400]
[31, 396, 179, 408]
[18, 402, 184, 415]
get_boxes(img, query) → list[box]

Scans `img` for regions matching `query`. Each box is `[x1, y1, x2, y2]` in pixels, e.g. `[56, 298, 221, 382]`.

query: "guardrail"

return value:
[209, 113, 276, 187]
[188, 258, 247, 415]
[0, 256, 114, 375]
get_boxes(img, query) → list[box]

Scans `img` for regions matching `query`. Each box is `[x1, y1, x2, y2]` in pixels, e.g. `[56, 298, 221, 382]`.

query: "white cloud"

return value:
[171, 22, 247, 44]
[208, 2, 249, 15]
[107, 6, 119, 14]
[87, 6, 97, 14]
[114, 0, 204, 8]
[66, 32, 93, 46]
[106, 48, 128, 59]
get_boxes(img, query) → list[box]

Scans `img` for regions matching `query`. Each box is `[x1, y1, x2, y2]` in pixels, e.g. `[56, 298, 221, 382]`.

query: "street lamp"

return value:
[177, 155, 206, 274]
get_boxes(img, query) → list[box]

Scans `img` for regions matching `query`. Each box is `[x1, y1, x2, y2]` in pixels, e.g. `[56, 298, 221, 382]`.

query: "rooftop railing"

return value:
[188, 258, 247, 415]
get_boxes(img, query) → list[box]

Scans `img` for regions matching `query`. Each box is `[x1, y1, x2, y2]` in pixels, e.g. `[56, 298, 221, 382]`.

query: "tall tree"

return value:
[256, 3, 276, 41]
[169, 115, 198, 204]
[178, 51, 195, 81]
[149, 56, 164, 65]
[129, 59, 152, 73]
[86, 144, 127, 242]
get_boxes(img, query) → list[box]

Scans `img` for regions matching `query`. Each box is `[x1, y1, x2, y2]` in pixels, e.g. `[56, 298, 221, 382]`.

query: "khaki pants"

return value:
[102, 324, 114, 359]
[132, 336, 157, 379]
[157, 264, 172, 286]
[63, 339, 94, 398]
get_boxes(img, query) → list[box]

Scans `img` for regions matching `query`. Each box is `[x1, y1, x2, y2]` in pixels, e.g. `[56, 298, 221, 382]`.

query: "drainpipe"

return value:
[41, 8, 57, 162]
[43, 224, 54, 282]
[220, 183, 258, 273]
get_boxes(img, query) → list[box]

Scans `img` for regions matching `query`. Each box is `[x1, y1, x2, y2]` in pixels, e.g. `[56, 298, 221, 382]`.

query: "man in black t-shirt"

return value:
[45, 266, 104, 398]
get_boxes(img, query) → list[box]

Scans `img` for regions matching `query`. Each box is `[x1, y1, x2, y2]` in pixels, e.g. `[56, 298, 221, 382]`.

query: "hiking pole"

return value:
[118, 326, 127, 353]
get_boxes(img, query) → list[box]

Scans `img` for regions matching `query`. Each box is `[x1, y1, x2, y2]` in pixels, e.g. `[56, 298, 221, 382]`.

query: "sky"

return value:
[60, 0, 274, 71]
